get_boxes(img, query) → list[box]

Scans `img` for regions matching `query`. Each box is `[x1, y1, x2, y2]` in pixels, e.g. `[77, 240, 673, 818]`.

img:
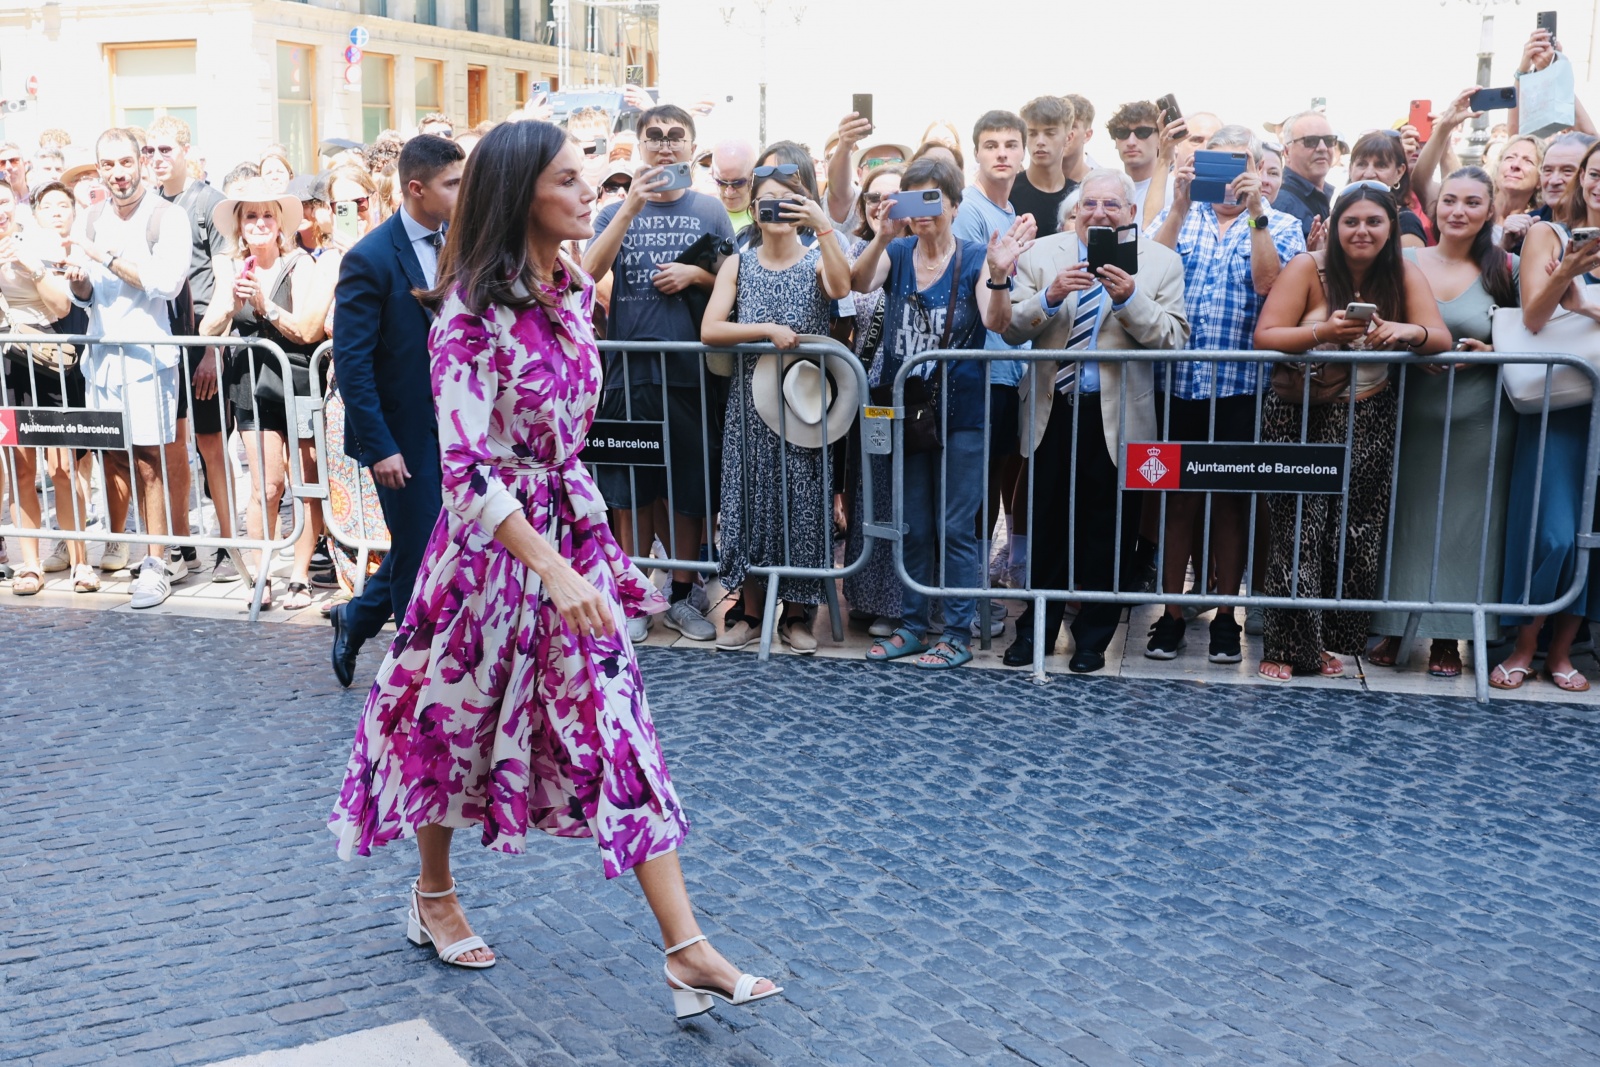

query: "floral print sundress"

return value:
[328, 261, 686, 879]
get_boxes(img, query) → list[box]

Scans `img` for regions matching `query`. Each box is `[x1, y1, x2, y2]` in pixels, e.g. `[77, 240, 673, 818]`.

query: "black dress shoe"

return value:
[1069, 649, 1106, 674]
[1002, 636, 1036, 667]
[330, 603, 361, 688]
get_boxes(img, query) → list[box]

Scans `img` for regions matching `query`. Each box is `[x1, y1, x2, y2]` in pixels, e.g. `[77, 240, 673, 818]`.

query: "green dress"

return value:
[1371, 251, 1517, 641]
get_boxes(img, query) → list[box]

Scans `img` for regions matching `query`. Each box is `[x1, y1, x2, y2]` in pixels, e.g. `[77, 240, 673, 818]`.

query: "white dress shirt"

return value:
[398, 204, 445, 290]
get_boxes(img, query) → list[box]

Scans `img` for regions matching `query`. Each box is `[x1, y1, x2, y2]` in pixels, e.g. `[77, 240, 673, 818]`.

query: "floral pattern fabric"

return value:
[328, 263, 684, 879]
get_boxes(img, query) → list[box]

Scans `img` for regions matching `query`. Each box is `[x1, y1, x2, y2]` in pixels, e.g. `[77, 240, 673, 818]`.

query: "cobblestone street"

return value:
[4, 604, 1600, 1066]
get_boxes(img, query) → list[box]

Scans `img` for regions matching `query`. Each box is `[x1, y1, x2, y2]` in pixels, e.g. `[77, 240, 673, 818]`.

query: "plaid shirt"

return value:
[1150, 203, 1305, 398]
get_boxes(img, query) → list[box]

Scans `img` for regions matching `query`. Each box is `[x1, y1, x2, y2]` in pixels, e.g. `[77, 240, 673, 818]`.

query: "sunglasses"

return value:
[140, 145, 179, 157]
[1261, 140, 1285, 156]
[0, 156, 23, 167]
[1293, 134, 1340, 149]
[338, 196, 371, 211]
[753, 163, 800, 178]
[1337, 179, 1395, 203]
[602, 181, 631, 192]
[714, 176, 750, 189]
[862, 156, 900, 170]
[1110, 126, 1157, 141]
[642, 127, 689, 146]
[863, 191, 890, 205]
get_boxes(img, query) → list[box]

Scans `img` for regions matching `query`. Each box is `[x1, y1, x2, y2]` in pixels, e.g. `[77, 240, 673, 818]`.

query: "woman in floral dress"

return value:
[327, 121, 780, 1019]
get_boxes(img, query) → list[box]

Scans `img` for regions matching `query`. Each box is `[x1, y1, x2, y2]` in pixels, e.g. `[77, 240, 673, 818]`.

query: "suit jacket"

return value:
[332, 213, 438, 468]
[1003, 231, 1189, 463]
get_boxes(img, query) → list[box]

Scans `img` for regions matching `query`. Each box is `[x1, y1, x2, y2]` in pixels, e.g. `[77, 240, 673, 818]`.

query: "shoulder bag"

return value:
[869, 243, 961, 454]
[1492, 225, 1600, 414]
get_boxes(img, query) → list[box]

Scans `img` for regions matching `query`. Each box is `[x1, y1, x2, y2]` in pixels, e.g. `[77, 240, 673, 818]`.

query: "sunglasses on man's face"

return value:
[1293, 134, 1340, 149]
[602, 181, 631, 193]
[642, 127, 689, 146]
[714, 177, 750, 190]
[1110, 126, 1157, 141]
[0, 156, 23, 168]
[753, 163, 800, 178]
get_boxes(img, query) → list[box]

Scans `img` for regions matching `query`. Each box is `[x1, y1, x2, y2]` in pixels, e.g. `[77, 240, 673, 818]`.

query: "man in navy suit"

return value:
[329, 135, 465, 687]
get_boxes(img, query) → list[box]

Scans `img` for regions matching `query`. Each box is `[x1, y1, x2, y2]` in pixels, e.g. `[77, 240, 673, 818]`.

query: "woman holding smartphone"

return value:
[700, 170, 852, 652]
[849, 156, 1034, 669]
[1252, 183, 1449, 681]
[1368, 168, 1520, 679]
[1488, 141, 1600, 691]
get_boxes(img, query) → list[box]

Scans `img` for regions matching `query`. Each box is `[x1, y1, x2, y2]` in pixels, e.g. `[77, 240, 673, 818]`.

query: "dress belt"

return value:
[492, 452, 607, 521]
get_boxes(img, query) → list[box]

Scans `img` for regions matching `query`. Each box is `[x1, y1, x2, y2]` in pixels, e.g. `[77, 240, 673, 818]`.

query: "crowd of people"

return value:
[3, 24, 1599, 694]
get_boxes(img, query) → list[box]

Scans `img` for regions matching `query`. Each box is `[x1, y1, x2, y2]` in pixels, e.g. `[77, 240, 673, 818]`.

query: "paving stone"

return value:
[4, 608, 1600, 1066]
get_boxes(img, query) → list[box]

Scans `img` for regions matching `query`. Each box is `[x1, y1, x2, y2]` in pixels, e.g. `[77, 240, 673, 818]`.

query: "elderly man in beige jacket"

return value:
[999, 168, 1189, 672]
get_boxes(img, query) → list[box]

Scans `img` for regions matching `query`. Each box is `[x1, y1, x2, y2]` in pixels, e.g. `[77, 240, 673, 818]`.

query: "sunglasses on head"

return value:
[753, 163, 800, 178]
[1110, 126, 1157, 141]
[1293, 134, 1340, 149]
[1337, 179, 1395, 203]
[642, 127, 688, 146]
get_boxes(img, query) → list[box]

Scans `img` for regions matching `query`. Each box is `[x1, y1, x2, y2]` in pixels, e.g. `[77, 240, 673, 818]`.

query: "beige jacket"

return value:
[1003, 231, 1189, 463]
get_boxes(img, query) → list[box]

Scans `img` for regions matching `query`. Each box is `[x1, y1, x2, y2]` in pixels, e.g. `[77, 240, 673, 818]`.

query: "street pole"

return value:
[1465, 12, 1494, 166]
[758, 0, 768, 148]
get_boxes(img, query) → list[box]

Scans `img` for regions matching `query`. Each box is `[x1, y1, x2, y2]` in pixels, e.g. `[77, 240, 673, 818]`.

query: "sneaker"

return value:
[1208, 612, 1243, 664]
[778, 615, 817, 654]
[627, 614, 651, 644]
[718, 614, 758, 651]
[211, 548, 241, 583]
[688, 579, 711, 617]
[100, 541, 130, 572]
[1145, 612, 1186, 659]
[128, 556, 172, 609]
[1245, 605, 1265, 636]
[971, 599, 1007, 639]
[165, 547, 190, 583]
[41, 542, 70, 573]
[662, 598, 716, 641]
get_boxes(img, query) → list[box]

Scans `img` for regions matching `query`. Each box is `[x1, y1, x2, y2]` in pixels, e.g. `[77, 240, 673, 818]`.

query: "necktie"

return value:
[1055, 281, 1104, 396]
[426, 229, 444, 250]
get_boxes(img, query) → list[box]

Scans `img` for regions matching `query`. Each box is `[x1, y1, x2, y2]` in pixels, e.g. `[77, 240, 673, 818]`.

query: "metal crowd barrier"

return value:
[307, 341, 389, 597]
[0, 333, 325, 620]
[888, 348, 1600, 702]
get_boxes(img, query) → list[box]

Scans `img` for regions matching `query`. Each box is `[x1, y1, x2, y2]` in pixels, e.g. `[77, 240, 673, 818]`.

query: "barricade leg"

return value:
[1395, 612, 1422, 668]
[1473, 609, 1490, 704]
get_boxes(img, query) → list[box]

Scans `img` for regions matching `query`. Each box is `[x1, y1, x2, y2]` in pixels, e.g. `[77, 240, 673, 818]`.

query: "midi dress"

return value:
[717, 246, 833, 604]
[328, 263, 688, 879]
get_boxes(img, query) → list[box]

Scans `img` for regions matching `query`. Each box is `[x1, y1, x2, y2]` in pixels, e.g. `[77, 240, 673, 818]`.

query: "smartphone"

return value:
[1156, 93, 1182, 127]
[241, 255, 258, 277]
[852, 93, 873, 128]
[1468, 86, 1518, 112]
[886, 188, 943, 219]
[1345, 302, 1378, 322]
[334, 201, 361, 245]
[1085, 224, 1139, 276]
[653, 161, 693, 192]
[1409, 100, 1433, 142]
[756, 198, 803, 223]
[626, 66, 644, 87]
[1537, 10, 1558, 40]
[1571, 227, 1600, 249]
[1190, 150, 1249, 204]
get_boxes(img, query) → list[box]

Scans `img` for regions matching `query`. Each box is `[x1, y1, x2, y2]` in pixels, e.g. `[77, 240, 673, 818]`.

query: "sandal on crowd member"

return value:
[72, 564, 100, 593]
[1546, 666, 1591, 692]
[1257, 660, 1294, 682]
[866, 626, 928, 662]
[11, 566, 42, 596]
[1367, 635, 1402, 667]
[1428, 641, 1463, 678]
[664, 935, 782, 1020]
[915, 639, 972, 671]
[1319, 652, 1345, 677]
[1489, 663, 1534, 690]
[282, 581, 313, 611]
[406, 880, 495, 969]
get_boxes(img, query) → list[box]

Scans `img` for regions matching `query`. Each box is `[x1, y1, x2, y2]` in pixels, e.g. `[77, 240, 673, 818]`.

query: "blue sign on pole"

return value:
[348, 27, 370, 47]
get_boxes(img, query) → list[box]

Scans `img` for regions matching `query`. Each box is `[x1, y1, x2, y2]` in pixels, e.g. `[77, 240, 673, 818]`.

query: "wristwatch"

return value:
[104, 252, 119, 271]
[1247, 214, 1269, 230]
[985, 276, 1014, 291]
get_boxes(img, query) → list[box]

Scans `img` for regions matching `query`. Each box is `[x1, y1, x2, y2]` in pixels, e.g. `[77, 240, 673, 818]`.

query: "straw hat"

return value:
[60, 147, 97, 188]
[210, 178, 304, 239]
[750, 339, 860, 449]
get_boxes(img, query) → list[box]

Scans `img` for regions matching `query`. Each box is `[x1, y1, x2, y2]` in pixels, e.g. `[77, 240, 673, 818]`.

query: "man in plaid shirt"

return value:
[1146, 124, 1304, 665]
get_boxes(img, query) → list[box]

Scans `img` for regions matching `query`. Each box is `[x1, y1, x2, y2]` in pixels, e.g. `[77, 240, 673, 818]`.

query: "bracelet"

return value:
[1406, 325, 1428, 350]
[1310, 323, 1322, 344]
[814, 227, 833, 238]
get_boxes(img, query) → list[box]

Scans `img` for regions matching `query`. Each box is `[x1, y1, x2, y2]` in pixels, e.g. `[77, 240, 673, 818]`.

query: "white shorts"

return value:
[84, 350, 180, 448]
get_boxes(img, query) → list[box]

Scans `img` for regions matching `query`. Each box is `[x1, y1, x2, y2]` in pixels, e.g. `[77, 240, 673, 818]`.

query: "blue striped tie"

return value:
[1055, 281, 1104, 396]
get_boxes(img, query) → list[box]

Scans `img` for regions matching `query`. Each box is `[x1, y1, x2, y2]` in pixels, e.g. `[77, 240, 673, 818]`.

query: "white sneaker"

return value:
[165, 548, 189, 583]
[41, 542, 70, 572]
[100, 541, 130, 572]
[128, 556, 172, 609]
[971, 600, 1007, 639]
[628, 614, 651, 644]
[662, 599, 717, 641]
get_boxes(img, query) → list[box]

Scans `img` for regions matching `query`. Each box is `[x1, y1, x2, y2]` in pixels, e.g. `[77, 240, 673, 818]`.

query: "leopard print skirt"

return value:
[1260, 386, 1398, 672]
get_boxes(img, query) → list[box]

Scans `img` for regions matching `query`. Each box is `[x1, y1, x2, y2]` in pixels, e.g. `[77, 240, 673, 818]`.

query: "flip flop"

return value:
[1319, 653, 1345, 677]
[1367, 636, 1401, 667]
[1428, 644, 1463, 678]
[1257, 660, 1294, 682]
[866, 626, 929, 662]
[1546, 667, 1590, 692]
[1489, 664, 1534, 691]
[914, 641, 973, 671]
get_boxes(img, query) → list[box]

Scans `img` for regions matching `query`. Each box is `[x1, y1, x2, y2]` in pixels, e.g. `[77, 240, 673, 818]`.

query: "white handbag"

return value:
[1491, 304, 1600, 414]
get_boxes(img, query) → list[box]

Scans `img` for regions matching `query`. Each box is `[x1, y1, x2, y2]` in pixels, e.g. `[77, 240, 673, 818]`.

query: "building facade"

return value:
[0, 0, 657, 175]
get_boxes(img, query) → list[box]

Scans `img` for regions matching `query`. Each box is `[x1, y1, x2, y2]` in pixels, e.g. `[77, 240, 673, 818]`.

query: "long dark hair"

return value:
[745, 171, 814, 250]
[1436, 166, 1518, 307]
[756, 140, 820, 199]
[1324, 185, 1406, 323]
[421, 120, 574, 314]
[1350, 131, 1413, 210]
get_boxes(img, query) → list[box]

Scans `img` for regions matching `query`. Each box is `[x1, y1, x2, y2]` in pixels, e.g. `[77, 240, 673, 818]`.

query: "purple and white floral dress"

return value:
[328, 262, 686, 879]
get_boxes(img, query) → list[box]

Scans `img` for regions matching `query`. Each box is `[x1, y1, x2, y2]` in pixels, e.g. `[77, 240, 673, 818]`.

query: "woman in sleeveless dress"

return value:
[701, 170, 851, 652]
[327, 121, 781, 1019]
[1253, 183, 1449, 681]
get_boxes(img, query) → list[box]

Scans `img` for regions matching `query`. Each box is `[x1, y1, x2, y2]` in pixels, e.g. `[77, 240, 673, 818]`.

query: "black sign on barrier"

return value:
[0, 407, 128, 450]
[1123, 442, 1349, 494]
[583, 420, 667, 467]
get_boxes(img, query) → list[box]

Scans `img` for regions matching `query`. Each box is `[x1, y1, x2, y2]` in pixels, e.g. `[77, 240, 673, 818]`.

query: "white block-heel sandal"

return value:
[663, 934, 782, 1019]
[405, 880, 495, 969]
